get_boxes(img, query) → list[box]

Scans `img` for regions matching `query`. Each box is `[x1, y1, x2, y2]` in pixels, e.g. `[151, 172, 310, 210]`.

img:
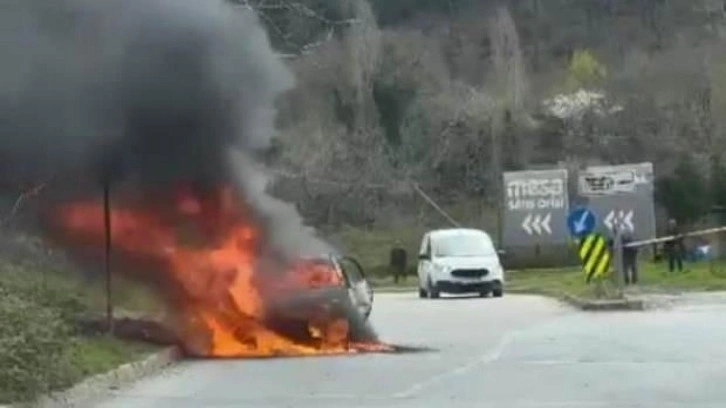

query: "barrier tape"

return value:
[625, 226, 726, 248]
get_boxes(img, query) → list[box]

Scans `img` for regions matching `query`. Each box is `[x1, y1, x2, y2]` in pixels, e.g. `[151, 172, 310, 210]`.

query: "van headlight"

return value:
[436, 264, 452, 274]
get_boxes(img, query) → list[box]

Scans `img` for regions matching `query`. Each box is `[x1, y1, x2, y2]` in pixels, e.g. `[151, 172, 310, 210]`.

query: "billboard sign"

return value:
[578, 163, 656, 241]
[503, 169, 569, 247]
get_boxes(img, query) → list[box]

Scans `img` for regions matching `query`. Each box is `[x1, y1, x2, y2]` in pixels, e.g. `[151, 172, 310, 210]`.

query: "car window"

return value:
[339, 257, 365, 285]
[419, 234, 429, 257]
[433, 233, 496, 257]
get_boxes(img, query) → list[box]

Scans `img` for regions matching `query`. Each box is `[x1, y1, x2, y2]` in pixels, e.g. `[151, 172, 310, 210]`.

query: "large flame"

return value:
[52, 185, 387, 357]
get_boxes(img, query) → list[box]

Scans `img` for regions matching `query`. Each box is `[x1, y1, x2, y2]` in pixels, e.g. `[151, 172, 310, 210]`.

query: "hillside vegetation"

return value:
[242, 0, 726, 235]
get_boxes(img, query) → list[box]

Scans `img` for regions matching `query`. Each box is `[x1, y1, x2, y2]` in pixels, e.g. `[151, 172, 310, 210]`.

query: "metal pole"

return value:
[412, 183, 461, 228]
[625, 225, 726, 248]
[103, 182, 114, 334]
[614, 228, 624, 297]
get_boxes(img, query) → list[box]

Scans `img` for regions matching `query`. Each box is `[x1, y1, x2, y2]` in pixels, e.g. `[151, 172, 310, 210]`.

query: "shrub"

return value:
[0, 262, 87, 403]
[0, 292, 77, 403]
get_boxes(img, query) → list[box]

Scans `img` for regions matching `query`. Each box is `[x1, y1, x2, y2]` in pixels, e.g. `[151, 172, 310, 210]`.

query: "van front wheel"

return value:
[418, 288, 427, 298]
[427, 278, 440, 299]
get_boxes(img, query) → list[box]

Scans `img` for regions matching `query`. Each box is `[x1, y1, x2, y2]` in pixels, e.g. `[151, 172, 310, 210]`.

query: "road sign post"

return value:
[613, 228, 624, 297]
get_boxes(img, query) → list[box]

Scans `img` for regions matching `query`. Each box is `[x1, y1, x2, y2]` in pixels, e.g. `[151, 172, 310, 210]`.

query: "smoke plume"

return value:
[1, 0, 331, 257]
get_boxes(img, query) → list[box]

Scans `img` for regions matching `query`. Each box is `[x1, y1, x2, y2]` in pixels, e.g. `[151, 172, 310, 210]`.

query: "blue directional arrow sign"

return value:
[567, 207, 597, 238]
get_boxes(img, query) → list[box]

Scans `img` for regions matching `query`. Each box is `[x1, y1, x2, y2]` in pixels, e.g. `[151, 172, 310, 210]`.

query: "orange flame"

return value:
[52, 186, 389, 357]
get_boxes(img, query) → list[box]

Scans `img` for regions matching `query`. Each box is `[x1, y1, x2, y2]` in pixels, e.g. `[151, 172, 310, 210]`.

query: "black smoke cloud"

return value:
[1, 0, 332, 257]
[1, 0, 291, 186]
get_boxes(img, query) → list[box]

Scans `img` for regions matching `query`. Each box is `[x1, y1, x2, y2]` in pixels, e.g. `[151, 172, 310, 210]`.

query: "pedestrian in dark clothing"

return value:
[664, 219, 684, 273]
[622, 232, 638, 285]
[389, 242, 407, 284]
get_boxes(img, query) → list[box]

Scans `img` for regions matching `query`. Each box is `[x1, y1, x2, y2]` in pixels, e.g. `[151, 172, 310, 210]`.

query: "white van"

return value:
[417, 228, 504, 299]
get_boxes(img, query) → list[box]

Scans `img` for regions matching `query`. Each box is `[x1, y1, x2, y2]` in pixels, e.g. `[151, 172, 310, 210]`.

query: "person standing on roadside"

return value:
[389, 241, 408, 284]
[664, 219, 684, 273]
[622, 231, 638, 285]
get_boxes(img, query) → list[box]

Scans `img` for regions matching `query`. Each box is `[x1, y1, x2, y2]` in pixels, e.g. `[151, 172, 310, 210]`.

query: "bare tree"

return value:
[229, 0, 356, 55]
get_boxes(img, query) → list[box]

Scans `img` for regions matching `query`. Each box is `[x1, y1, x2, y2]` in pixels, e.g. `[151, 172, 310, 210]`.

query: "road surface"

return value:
[97, 292, 726, 407]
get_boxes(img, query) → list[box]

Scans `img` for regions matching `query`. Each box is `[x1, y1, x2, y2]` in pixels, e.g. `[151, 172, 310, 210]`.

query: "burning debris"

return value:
[1, 0, 389, 357]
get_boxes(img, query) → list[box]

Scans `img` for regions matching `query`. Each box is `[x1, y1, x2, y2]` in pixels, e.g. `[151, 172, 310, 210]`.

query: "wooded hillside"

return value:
[236, 1, 726, 228]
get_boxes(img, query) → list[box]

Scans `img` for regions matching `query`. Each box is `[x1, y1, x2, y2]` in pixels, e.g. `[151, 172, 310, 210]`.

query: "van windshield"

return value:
[433, 233, 496, 257]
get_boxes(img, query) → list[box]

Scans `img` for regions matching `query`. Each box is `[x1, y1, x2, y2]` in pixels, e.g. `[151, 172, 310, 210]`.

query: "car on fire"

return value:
[417, 228, 504, 299]
[320, 254, 374, 320]
[263, 254, 375, 345]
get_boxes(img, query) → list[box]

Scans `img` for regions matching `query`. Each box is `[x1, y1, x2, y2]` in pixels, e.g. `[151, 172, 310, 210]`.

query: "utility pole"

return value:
[103, 182, 114, 334]
[613, 226, 624, 298]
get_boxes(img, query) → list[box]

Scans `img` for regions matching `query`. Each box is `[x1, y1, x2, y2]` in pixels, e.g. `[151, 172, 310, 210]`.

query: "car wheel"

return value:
[492, 288, 503, 298]
[427, 278, 440, 299]
[418, 287, 427, 299]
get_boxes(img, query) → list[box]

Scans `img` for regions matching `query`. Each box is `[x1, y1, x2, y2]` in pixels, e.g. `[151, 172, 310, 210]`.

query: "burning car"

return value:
[49, 186, 385, 358]
[263, 255, 375, 350]
[267, 255, 373, 319]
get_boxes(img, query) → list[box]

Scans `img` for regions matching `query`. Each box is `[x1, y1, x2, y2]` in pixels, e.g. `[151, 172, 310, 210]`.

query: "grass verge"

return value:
[0, 258, 161, 404]
[69, 336, 159, 380]
[506, 259, 726, 300]
[365, 255, 726, 302]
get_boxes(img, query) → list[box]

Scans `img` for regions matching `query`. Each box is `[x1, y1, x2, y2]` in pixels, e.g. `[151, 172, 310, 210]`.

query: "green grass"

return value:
[331, 224, 428, 278]
[636, 260, 726, 292]
[506, 260, 726, 300]
[0, 258, 162, 403]
[69, 336, 159, 379]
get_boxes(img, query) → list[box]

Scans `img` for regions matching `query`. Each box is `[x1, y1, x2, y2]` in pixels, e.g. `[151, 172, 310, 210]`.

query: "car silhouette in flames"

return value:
[263, 254, 376, 348]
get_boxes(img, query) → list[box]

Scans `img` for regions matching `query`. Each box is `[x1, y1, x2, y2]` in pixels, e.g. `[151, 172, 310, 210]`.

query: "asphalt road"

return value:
[96, 292, 726, 407]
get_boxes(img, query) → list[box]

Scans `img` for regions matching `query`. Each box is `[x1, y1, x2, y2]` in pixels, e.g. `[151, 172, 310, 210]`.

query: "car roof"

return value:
[426, 228, 492, 240]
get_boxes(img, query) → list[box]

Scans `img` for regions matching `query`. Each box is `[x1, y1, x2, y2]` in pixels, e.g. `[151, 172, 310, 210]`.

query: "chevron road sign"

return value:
[578, 233, 611, 283]
[503, 169, 569, 247]
[604, 209, 635, 232]
[521, 213, 552, 236]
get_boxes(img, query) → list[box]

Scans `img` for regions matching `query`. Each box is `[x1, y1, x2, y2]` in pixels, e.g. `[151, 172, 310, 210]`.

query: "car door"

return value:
[338, 256, 373, 319]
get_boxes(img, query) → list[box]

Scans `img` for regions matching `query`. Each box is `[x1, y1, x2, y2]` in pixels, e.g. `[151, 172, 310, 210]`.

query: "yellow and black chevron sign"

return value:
[578, 233, 611, 283]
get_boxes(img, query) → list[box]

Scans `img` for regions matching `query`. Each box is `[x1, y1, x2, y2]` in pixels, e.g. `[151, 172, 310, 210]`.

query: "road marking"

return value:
[390, 332, 517, 399]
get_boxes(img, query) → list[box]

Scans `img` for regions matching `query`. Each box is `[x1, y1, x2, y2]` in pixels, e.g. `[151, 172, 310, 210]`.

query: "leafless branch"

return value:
[1, 182, 49, 226]
[229, 0, 359, 57]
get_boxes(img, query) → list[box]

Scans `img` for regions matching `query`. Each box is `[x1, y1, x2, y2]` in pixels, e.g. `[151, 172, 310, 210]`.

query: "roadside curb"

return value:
[507, 288, 645, 311]
[28, 346, 182, 408]
[560, 293, 645, 311]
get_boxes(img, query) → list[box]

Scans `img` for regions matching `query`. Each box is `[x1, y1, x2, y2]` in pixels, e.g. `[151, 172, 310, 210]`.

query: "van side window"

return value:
[419, 235, 428, 257]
